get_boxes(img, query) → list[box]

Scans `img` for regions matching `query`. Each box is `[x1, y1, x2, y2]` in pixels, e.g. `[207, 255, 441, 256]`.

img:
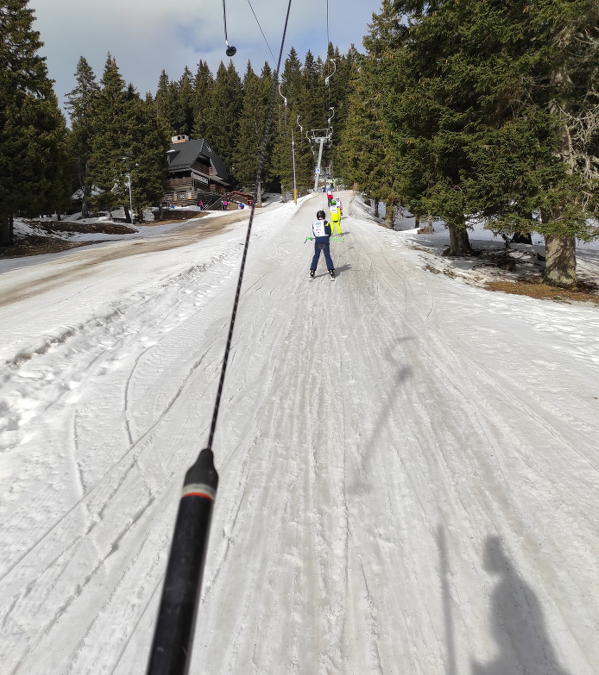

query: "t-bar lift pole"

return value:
[313, 136, 326, 192]
[291, 127, 297, 203]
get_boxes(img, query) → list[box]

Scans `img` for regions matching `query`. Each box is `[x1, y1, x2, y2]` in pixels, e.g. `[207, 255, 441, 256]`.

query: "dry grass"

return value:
[485, 278, 599, 305]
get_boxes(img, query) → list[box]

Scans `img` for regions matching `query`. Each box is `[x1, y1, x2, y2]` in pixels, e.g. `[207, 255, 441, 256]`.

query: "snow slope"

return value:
[0, 194, 598, 674]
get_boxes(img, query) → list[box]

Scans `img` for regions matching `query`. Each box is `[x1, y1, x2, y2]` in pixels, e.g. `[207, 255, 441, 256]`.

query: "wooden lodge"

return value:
[163, 135, 231, 207]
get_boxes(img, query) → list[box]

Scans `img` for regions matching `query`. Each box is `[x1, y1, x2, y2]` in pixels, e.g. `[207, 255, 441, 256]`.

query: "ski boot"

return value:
[310, 269, 315, 279]
[329, 269, 335, 279]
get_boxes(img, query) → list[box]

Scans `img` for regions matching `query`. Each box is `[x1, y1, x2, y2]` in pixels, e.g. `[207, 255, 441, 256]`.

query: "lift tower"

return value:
[308, 126, 333, 192]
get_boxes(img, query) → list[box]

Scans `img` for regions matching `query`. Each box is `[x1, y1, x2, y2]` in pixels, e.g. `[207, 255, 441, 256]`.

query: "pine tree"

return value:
[65, 56, 99, 217]
[127, 95, 169, 221]
[328, 45, 356, 176]
[339, 5, 403, 224]
[530, 0, 599, 286]
[171, 66, 195, 136]
[204, 60, 242, 171]
[272, 48, 314, 197]
[88, 55, 136, 220]
[0, 0, 71, 244]
[155, 70, 176, 133]
[235, 62, 275, 204]
[299, 50, 326, 132]
[384, 0, 599, 279]
[193, 60, 214, 139]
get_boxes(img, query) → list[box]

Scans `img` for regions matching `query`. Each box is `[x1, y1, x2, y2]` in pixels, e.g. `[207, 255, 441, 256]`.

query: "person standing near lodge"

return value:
[310, 210, 335, 280]
[329, 199, 342, 235]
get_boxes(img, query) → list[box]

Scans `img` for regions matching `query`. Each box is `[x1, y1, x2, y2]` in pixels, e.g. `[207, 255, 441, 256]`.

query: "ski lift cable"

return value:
[246, 0, 277, 63]
[207, 0, 293, 451]
[146, 4, 294, 674]
[326, 0, 330, 111]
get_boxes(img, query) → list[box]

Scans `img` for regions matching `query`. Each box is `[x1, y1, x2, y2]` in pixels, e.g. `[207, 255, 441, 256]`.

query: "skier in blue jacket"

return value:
[310, 210, 335, 279]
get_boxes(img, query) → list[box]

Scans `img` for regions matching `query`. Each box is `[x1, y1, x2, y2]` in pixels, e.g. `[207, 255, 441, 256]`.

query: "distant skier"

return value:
[310, 210, 335, 279]
[337, 197, 343, 215]
[326, 186, 333, 206]
[329, 199, 342, 235]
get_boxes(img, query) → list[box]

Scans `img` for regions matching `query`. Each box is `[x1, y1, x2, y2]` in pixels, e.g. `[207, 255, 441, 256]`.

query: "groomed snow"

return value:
[0, 194, 598, 674]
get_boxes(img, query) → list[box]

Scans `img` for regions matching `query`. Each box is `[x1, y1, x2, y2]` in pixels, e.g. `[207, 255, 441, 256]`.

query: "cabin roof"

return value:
[167, 139, 229, 183]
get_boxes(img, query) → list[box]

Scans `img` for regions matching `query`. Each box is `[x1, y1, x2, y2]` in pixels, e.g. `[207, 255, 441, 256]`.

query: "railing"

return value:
[192, 162, 216, 176]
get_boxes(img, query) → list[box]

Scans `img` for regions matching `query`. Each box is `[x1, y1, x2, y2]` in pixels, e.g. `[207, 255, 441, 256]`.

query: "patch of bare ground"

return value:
[0, 212, 219, 260]
[486, 277, 599, 305]
[29, 221, 137, 235]
[0, 236, 93, 258]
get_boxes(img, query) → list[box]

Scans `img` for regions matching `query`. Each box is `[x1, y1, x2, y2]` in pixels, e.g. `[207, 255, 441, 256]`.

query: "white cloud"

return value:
[29, 0, 379, 113]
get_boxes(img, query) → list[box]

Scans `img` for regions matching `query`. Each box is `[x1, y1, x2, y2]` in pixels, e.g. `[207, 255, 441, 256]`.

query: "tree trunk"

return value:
[257, 182, 262, 208]
[544, 234, 577, 288]
[0, 214, 10, 246]
[158, 203, 163, 221]
[414, 213, 420, 229]
[446, 223, 472, 256]
[374, 200, 379, 218]
[56, 212, 61, 222]
[384, 201, 394, 229]
[124, 205, 131, 223]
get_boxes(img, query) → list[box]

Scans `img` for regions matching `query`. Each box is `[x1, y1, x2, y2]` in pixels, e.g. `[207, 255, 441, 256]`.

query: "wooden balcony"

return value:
[192, 161, 216, 176]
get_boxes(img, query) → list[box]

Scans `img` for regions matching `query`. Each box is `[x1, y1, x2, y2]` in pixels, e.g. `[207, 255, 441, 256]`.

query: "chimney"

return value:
[171, 134, 190, 143]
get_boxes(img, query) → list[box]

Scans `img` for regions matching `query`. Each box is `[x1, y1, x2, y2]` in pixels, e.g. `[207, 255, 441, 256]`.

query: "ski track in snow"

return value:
[0, 196, 598, 674]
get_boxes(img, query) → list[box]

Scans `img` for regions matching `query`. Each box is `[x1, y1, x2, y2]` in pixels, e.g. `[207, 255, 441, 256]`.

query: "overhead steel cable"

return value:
[146, 4, 294, 672]
[207, 0, 293, 452]
[246, 0, 277, 63]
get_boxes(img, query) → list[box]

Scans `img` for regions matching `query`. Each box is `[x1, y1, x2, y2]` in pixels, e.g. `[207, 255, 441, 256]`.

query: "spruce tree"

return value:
[0, 0, 70, 244]
[193, 60, 214, 139]
[127, 95, 169, 221]
[235, 62, 274, 204]
[155, 70, 175, 133]
[384, 0, 599, 279]
[272, 48, 313, 197]
[300, 50, 326, 132]
[65, 56, 99, 217]
[88, 55, 136, 219]
[204, 60, 242, 171]
[171, 66, 195, 136]
[339, 5, 403, 223]
[341, 62, 401, 222]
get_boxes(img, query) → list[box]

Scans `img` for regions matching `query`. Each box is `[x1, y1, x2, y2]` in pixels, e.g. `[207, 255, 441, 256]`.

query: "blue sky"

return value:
[30, 0, 381, 114]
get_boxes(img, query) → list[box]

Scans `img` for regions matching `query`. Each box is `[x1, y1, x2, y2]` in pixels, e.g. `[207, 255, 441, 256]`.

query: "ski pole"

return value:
[305, 236, 345, 242]
[146, 448, 218, 675]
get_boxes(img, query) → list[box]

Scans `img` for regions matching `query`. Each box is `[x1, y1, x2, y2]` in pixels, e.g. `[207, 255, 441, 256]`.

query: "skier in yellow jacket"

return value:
[329, 199, 342, 235]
